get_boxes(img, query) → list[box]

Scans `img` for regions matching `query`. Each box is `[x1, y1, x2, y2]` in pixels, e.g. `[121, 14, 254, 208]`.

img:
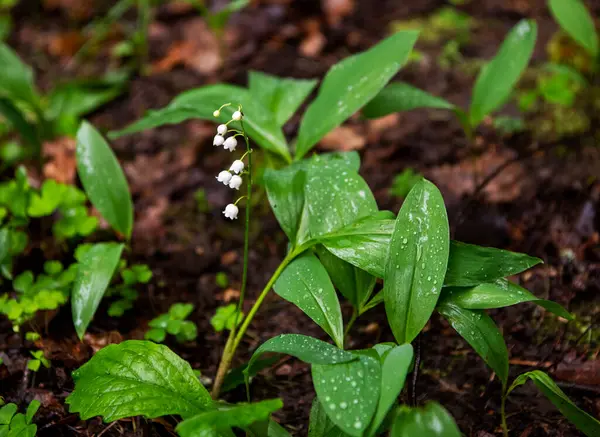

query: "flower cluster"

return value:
[213, 105, 246, 220]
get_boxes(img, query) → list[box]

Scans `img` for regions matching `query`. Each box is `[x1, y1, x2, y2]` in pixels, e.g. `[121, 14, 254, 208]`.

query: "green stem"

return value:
[137, 0, 151, 74]
[343, 308, 358, 348]
[501, 395, 508, 437]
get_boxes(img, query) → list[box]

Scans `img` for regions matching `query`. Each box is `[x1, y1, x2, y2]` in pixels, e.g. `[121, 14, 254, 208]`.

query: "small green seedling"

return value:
[145, 303, 198, 343]
[389, 168, 423, 199]
[548, 0, 598, 61]
[0, 399, 40, 437]
[215, 272, 229, 288]
[210, 304, 243, 332]
[107, 263, 152, 317]
[27, 350, 50, 372]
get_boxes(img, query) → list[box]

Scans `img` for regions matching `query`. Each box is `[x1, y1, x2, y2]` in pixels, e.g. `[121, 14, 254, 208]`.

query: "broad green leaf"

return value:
[0, 98, 40, 150]
[264, 164, 306, 242]
[390, 402, 461, 437]
[48, 78, 125, 120]
[71, 242, 124, 339]
[274, 253, 344, 347]
[221, 355, 280, 393]
[549, 0, 598, 57]
[445, 241, 542, 287]
[295, 30, 419, 159]
[176, 399, 283, 437]
[442, 279, 573, 320]
[363, 82, 456, 119]
[0, 404, 17, 425]
[316, 245, 376, 312]
[248, 71, 318, 126]
[309, 398, 337, 437]
[108, 84, 291, 161]
[368, 344, 414, 435]
[245, 334, 356, 382]
[469, 20, 537, 127]
[248, 419, 293, 437]
[312, 350, 381, 436]
[0, 43, 40, 107]
[437, 302, 508, 387]
[507, 370, 600, 437]
[384, 179, 450, 344]
[24, 401, 40, 425]
[76, 121, 133, 238]
[66, 340, 212, 421]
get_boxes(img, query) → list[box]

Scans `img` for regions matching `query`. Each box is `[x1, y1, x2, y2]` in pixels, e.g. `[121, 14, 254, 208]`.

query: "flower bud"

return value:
[223, 203, 239, 220]
[213, 135, 225, 146]
[232, 110, 243, 121]
[229, 160, 244, 174]
[216, 170, 232, 185]
[229, 175, 243, 190]
[217, 124, 228, 135]
[223, 136, 238, 152]
[213, 110, 220, 117]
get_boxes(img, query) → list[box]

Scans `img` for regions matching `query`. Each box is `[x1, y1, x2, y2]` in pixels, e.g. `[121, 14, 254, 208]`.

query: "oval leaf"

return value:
[274, 254, 344, 347]
[442, 279, 573, 320]
[0, 43, 39, 107]
[549, 0, 598, 57]
[312, 351, 381, 436]
[295, 30, 419, 159]
[384, 179, 450, 344]
[437, 302, 509, 387]
[469, 20, 537, 127]
[66, 340, 212, 421]
[391, 402, 461, 437]
[71, 242, 124, 339]
[76, 121, 133, 238]
[363, 82, 456, 119]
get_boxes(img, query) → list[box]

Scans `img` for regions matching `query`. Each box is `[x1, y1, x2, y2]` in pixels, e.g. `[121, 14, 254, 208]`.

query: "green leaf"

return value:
[295, 30, 419, 159]
[176, 399, 283, 437]
[363, 82, 456, 119]
[469, 20, 537, 127]
[248, 71, 317, 126]
[507, 370, 600, 437]
[27, 179, 65, 217]
[24, 400, 40, 425]
[549, 0, 598, 57]
[169, 302, 194, 320]
[368, 344, 414, 435]
[312, 350, 381, 436]
[264, 164, 306, 242]
[76, 121, 133, 238]
[0, 43, 40, 107]
[108, 84, 291, 162]
[145, 327, 166, 343]
[444, 241, 542, 287]
[442, 279, 573, 320]
[71, 242, 124, 339]
[309, 398, 338, 437]
[210, 304, 242, 332]
[0, 98, 40, 150]
[384, 179, 450, 344]
[390, 402, 461, 437]
[437, 302, 508, 387]
[274, 253, 344, 347]
[0, 404, 17, 425]
[66, 340, 212, 421]
[221, 355, 280, 394]
[0, 228, 10, 265]
[245, 334, 357, 382]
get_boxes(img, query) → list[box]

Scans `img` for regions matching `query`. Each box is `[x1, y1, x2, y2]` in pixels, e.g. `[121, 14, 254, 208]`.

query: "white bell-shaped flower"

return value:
[229, 175, 243, 190]
[232, 110, 243, 121]
[217, 124, 228, 135]
[223, 203, 239, 220]
[229, 160, 244, 174]
[213, 135, 225, 146]
[216, 170, 232, 185]
[223, 136, 238, 152]
[213, 110, 220, 117]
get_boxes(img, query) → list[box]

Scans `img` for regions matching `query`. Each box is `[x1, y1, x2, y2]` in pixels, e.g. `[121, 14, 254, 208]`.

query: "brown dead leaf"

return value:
[322, 0, 354, 27]
[366, 113, 400, 142]
[555, 359, 600, 386]
[319, 126, 365, 152]
[221, 250, 238, 266]
[299, 19, 326, 58]
[84, 330, 124, 353]
[43, 137, 77, 184]
[48, 30, 85, 58]
[152, 18, 222, 75]
[223, 288, 240, 302]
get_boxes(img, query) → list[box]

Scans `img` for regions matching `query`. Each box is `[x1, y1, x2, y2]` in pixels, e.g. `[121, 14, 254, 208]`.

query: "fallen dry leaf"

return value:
[43, 137, 77, 184]
[48, 30, 85, 58]
[322, 0, 354, 27]
[299, 19, 326, 58]
[319, 125, 365, 151]
[366, 113, 400, 142]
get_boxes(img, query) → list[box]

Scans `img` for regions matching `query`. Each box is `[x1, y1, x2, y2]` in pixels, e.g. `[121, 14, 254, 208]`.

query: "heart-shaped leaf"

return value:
[390, 402, 461, 437]
[76, 121, 133, 238]
[71, 242, 124, 339]
[385, 179, 450, 344]
[66, 340, 212, 421]
[549, 0, 598, 57]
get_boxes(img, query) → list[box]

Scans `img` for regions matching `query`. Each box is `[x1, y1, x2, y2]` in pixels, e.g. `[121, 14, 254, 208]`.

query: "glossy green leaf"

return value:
[71, 242, 124, 339]
[316, 246, 376, 313]
[363, 82, 456, 119]
[0, 43, 40, 107]
[390, 402, 461, 437]
[108, 84, 290, 161]
[309, 398, 338, 437]
[176, 399, 283, 437]
[0, 98, 40, 150]
[312, 350, 381, 436]
[469, 20, 537, 127]
[274, 253, 344, 347]
[549, 0, 598, 57]
[248, 71, 318, 126]
[507, 370, 600, 437]
[295, 30, 419, 159]
[442, 279, 572, 320]
[0, 404, 17, 425]
[385, 179, 450, 344]
[24, 401, 40, 425]
[437, 302, 508, 387]
[445, 241, 542, 287]
[245, 334, 356, 383]
[76, 121, 133, 238]
[369, 344, 414, 435]
[66, 340, 212, 421]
